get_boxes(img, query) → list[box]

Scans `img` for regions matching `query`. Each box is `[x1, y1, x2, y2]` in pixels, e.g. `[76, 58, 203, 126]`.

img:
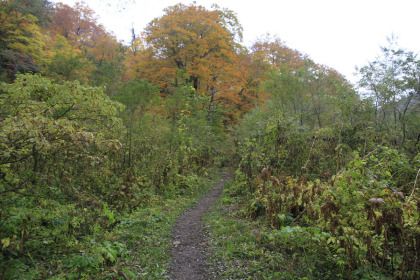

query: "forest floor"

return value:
[170, 172, 230, 280]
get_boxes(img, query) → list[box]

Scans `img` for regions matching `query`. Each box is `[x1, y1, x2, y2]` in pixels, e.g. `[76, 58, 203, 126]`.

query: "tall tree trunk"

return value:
[208, 86, 216, 123]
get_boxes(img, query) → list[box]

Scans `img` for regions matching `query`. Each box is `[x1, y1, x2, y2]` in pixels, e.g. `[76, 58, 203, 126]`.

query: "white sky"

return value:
[53, 0, 420, 84]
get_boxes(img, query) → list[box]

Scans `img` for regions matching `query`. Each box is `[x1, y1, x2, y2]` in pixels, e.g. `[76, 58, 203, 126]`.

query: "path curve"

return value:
[170, 172, 230, 280]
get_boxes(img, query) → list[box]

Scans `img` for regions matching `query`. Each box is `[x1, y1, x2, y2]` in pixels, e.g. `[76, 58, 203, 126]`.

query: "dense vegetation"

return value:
[1, 1, 419, 279]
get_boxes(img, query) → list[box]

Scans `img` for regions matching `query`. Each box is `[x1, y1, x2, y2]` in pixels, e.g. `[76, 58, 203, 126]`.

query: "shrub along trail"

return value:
[170, 172, 230, 280]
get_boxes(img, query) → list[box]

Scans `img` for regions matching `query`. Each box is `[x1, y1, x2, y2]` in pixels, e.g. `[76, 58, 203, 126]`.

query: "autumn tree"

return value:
[6, 0, 53, 26]
[138, 3, 249, 122]
[144, 3, 232, 91]
[0, 0, 48, 81]
[251, 35, 306, 71]
[51, 2, 125, 91]
[52, 2, 101, 47]
[124, 30, 150, 81]
[238, 35, 309, 110]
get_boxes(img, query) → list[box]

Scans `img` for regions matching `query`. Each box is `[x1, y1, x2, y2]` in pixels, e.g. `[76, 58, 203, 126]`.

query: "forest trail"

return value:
[170, 172, 230, 280]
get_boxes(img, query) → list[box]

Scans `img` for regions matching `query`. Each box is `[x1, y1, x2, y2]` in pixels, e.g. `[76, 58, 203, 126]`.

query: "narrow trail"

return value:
[170, 172, 230, 280]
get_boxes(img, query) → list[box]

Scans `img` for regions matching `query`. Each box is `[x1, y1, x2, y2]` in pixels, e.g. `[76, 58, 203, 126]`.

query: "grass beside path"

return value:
[99, 170, 222, 279]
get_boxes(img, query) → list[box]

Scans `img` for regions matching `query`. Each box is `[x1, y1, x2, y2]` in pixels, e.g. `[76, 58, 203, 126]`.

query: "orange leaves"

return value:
[142, 4, 241, 93]
[52, 2, 101, 46]
[251, 35, 308, 73]
[125, 3, 253, 123]
[51, 2, 118, 62]
[47, 2, 123, 86]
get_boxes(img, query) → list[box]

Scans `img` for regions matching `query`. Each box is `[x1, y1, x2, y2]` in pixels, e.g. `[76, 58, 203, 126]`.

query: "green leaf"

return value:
[2, 237, 10, 249]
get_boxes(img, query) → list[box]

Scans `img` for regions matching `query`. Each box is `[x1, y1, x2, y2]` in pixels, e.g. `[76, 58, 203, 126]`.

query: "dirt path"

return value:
[170, 172, 229, 280]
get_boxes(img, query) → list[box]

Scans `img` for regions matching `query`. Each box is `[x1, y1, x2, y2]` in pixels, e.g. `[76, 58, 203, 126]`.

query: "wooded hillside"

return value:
[1, 1, 419, 279]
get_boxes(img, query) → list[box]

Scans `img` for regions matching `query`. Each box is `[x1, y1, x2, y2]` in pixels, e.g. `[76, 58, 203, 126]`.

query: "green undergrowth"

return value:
[1, 171, 221, 280]
[107, 171, 221, 279]
[91, 170, 223, 280]
[204, 180, 348, 280]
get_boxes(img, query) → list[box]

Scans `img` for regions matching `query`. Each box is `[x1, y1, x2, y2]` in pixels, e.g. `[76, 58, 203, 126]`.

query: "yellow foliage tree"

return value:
[137, 3, 251, 121]
[0, 3, 47, 81]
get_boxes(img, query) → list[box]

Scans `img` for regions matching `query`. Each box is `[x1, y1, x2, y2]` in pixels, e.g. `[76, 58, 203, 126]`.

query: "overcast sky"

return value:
[53, 0, 420, 84]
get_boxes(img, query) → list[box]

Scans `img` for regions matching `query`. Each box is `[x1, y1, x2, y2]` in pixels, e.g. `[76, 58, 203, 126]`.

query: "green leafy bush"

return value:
[234, 146, 419, 278]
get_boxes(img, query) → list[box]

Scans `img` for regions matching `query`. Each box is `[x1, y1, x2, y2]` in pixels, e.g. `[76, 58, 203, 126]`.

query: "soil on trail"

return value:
[170, 172, 229, 280]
